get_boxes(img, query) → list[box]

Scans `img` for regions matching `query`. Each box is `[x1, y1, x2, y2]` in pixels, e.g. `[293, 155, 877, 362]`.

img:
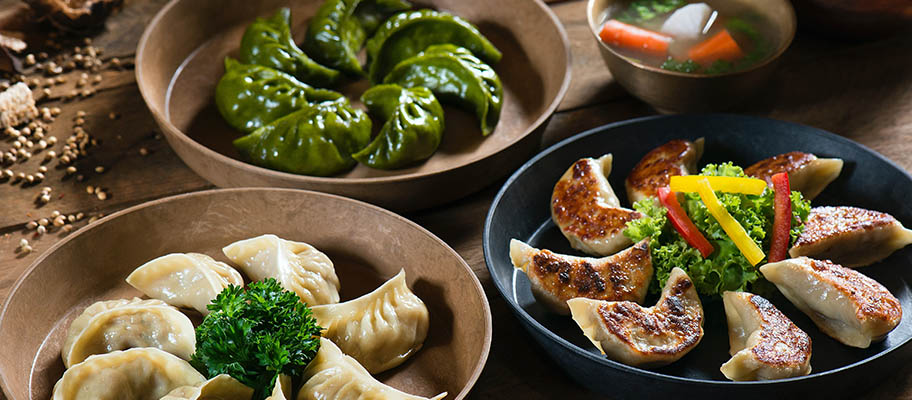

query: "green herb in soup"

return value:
[598, 1, 776, 74]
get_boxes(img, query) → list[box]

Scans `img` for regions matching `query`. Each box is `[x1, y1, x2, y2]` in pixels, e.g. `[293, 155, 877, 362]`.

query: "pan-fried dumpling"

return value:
[760, 257, 902, 348]
[61, 298, 196, 368]
[52, 348, 205, 400]
[310, 269, 429, 374]
[745, 151, 843, 200]
[625, 138, 704, 204]
[720, 291, 812, 381]
[126, 253, 244, 316]
[567, 267, 703, 368]
[551, 154, 643, 257]
[161, 374, 254, 400]
[509, 238, 653, 315]
[265, 374, 292, 400]
[789, 206, 912, 268]
[223, 234, 340, 306]
[297, 338, 446, 400]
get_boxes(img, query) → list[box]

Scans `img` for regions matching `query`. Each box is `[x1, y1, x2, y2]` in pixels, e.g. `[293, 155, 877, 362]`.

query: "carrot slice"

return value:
[599, 19, 672, 58]
[687, 29, 744, 65]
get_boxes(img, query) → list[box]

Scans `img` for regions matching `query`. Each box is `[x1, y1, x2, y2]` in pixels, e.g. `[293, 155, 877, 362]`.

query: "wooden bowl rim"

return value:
[134, 0, 572, 185]
[0, 187, 493, 400]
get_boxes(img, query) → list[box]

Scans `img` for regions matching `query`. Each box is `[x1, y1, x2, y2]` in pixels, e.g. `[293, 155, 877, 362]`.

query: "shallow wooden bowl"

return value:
[135, 0, 571, 212]
[0, 188, 491, 399]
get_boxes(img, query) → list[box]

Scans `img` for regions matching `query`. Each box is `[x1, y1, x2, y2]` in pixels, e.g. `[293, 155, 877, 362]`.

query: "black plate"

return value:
[483, 114, 912, 398]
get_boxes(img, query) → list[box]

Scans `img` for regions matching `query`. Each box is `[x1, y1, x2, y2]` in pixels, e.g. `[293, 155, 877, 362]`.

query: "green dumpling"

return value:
[216, 58, 344, 133]
[366, 9, 502, 83]
[353, 84, 444, 169]
[303, 0, 411, 76]
[383, 44, 502, 135]
[240, 8, 340, 87]
[233, 99, 371, 176]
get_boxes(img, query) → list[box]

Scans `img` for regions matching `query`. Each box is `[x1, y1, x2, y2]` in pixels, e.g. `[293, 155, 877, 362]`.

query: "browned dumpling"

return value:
[760, 257, 902, 348]
[789, 206, 912, 267]
[509, 238, 652, 315]
[551, 154, 642, 257]
[720, 291, 812, 381]
[625, 138, 704, 205]
[567, 267, 703, 368]
[745, 151, 843, 200]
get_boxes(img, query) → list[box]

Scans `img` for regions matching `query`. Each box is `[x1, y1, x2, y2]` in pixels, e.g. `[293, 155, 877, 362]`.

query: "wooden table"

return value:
[1, 0, 911, 398]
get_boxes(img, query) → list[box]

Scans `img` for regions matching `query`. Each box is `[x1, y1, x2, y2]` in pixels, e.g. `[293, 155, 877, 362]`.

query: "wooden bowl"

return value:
[0, 188, 491, 399]
[135, 0, 571, 212]
[586, 0, 796, 113]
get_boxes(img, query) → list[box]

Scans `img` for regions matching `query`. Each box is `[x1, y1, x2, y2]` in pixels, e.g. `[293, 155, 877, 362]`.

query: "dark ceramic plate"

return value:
[483, 114, 912, 398]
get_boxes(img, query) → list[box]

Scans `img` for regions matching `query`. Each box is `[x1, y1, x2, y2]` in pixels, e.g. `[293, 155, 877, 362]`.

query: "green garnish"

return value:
[615, 0, 686, 24]
[624, 162, 811, 297]
[660, 58, 701, 73]
[190, 279, 322, 400]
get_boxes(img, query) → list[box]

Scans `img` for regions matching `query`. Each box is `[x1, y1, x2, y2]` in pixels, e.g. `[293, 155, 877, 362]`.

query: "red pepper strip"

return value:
[769, 172, 792, 262]
[657, 186, 714, 258]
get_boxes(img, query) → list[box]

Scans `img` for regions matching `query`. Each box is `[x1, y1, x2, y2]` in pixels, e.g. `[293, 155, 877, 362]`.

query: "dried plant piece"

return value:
[25, 0, 124, 32]
[0, 82, 39, 129]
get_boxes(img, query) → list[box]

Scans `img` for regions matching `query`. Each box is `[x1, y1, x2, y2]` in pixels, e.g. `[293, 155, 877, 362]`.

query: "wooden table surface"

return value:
[1, 0, 911, 398]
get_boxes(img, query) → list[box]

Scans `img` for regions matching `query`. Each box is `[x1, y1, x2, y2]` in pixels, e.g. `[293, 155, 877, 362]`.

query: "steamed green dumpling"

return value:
[303, 0, 411, 76]
[353, 84, 444, 169]
[384, 44, 502, 135]
[216, 58, 344, 133]
[233, 99, 371, 176]
[240, 8, 340, 87]
[366, 9, 502, 83]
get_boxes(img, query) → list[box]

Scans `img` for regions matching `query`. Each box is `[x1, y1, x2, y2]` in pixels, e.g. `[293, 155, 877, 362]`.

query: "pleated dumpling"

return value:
[265, 374, 293, 400]
[760, 257, 902, 348]
[310, 269, 429, 374]
[61, 298, 196, 368]
[789, 206, 912, 268]
[625, 138, 704, 204]
[384, 44, 502, 135]
[745, 151, 843, 200]
[52, 348, 205, 400]
[551, 154, 643, 256]
[161, 374, 254, 400]
[720, 291, 812, 381]
[567, 267, 704, 368]
[126, 253, 244, 316]
[297, 338, 446, 400]
[223, 234, 340, 306]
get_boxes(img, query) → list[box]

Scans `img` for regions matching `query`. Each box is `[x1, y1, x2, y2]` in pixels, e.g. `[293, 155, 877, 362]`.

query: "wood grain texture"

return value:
[1, 0, 912, 398]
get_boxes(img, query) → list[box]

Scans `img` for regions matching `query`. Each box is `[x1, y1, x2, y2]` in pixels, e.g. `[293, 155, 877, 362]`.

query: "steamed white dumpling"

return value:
[52, 348, 205, 400]
[126, 253, 244, 315]
[311, 269, 429, 374]
[223, 234, 340, 306]
[265, 374, 292, 400]
[61, 298, 196, 368]
[161, 374, 253, 400]
[660, 3, 712, 39]
[297, 338, 446, 400]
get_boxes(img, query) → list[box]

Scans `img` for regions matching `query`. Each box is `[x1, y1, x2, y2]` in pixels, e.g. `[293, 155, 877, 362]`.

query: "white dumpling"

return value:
[745, 151, 843, 200]
[126, 253, 244, 315]
[509, 238, 653, 315]
[551, 154, 642, 256]
[223, 234, 340, 306]
[161, 374, 253, 400]
[625, 138, 704, 205]
[789, 206, 912, 267]
[310, 269, 429, 374]
[720, 291, 812, 381]
[265, 374, 292, 400]
[297, 338, 446, 400]
[52, 348, 205, 400]
[760, 257, 902, 348]
[567, 267, 703, 368]
[61, 298, 196, 368]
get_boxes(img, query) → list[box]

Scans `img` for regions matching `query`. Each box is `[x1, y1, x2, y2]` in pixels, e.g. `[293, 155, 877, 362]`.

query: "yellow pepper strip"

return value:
[670, 175, 767, 196]
[693, 177, 766, 266]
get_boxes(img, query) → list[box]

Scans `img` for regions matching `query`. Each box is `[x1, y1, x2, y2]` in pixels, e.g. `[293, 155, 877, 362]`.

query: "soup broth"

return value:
[597, 0, 780, 74]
